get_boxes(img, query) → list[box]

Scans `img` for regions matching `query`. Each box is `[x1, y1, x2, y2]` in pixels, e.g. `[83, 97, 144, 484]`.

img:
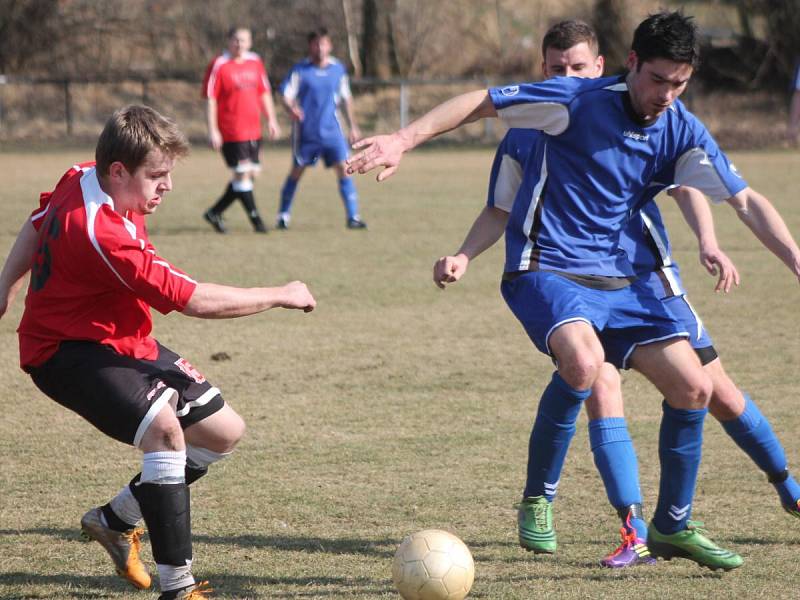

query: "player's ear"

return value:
[626, 50, 638, 72]
[108, 161, 129, 181]
[596, 54, 605, 77]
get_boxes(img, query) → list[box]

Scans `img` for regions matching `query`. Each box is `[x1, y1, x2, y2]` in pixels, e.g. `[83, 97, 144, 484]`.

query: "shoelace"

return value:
[685, 520, 707, 536]
[608, 527, 638, 558]
[186, 581, 214, 598]
[122, 527, 146, 552]
[532, 503, 549, 529]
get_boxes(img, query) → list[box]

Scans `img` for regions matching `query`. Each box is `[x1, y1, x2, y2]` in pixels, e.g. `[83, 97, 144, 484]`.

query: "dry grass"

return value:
[1, 147, 800, 598]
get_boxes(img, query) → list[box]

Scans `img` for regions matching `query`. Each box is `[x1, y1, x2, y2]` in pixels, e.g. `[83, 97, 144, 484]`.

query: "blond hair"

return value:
[95, 105, 189, 176]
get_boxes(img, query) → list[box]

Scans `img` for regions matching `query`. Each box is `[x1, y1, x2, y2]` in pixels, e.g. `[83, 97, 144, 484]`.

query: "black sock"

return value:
[209, 183, 238, 215]
[101, 502, 136, 532]
[238, 190, 265, 229]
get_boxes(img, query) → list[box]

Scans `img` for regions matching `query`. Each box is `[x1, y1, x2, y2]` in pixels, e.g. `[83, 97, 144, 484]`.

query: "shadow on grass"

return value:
[194, 533, 397, 558]
[0, 571, 392, 599]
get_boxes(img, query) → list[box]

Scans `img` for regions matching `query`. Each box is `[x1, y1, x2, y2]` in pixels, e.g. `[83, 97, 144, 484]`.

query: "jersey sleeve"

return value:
[281, 66, 301, 101]
[673, 117, 748, 203]
[338, 69, 352, 101]
[201, 58, 217, 99]
[256, 55, 270, 95]
[93, 207, 197, 314]
[489, 78, 579, 135]
[487, 132, 527, 212]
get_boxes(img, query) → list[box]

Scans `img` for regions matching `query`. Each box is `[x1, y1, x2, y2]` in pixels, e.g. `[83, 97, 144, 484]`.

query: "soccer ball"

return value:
[392, 529, 475, 600]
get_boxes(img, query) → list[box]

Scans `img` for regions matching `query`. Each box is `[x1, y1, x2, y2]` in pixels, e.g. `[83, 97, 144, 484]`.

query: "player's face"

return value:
[310, 35, 332, 63]
[112, 150, 175, 216]
[542, 42, 604, 79]
[626, 52, 693, 122]
[228, 29, 252, 58]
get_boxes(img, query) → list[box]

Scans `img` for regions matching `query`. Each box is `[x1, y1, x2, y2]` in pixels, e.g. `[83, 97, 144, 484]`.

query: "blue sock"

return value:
[524, 372, 590, 501]
[652, 402, 707, 534]
[589, 417, 647, 540]
[279, 176, 299, 214]
[338, 177, 359, 220]
[721, 394, 800, 507]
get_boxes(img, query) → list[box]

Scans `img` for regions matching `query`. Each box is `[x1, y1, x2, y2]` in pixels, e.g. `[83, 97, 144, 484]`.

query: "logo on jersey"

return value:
[500, 85, 519, 97]
[174, 358, 206, 383]
[623, 130, 649, 142]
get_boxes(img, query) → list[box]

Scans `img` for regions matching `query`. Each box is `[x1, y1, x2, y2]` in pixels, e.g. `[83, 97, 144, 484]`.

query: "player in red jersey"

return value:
[202, 27, 281, 233]
[0, 105, 315, 600]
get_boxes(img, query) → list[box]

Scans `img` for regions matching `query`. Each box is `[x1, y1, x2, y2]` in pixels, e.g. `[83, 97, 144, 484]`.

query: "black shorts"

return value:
[27, 341, 224, 447]
[221, 140, 261, 170]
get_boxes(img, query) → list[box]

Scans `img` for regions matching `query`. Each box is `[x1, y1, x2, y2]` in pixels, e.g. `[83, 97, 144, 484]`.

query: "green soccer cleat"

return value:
[518, 496, 557, 553]
[647, 520, 743, 571]
[783, 499, 800, 519]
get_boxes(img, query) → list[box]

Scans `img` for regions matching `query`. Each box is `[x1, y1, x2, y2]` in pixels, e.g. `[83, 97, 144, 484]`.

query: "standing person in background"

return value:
[788, 61, 800, 145]
[276, 27, 366, 230]
[203, 26, 280, 234]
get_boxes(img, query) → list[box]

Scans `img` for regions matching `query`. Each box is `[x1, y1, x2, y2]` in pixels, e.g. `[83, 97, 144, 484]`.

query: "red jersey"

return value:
[18, 163, 197, 367]
[202, 51, 270, 142]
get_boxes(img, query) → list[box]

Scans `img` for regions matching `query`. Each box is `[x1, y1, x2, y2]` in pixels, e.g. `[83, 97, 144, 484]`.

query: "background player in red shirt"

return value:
[202, 27, 281, 234]
[0, 105, 315, 600]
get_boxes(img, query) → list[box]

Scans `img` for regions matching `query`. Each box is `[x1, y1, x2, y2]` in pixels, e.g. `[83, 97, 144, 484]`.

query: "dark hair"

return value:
[96, 105, 189, 176]
[227, 26, 250, 39]
[307, 27, 329, 44]
[631, 11, 699, 68]
[542, 20, 598, 57]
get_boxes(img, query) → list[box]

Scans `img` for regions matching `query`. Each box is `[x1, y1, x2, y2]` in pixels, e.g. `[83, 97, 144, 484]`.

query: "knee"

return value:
[558, 355, 603, 390]
[141, 410, 185, 452]
[679, 370, 713, 410]
[585, 365, 623, 420]
[208, 413, 246, 454]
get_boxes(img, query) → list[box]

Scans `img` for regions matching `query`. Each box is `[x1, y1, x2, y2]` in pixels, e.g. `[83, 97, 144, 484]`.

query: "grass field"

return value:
[1, 146, 800, 599]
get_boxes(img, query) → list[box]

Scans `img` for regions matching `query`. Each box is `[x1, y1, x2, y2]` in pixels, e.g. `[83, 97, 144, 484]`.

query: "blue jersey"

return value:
[281, 57, 352, 144]
[487, 129, 536, 211]
[489, 75, 747, 277]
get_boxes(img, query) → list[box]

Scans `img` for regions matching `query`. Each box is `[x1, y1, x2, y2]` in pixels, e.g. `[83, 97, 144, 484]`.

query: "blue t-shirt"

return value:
[281, 57, 352, 144]
[489, 75, 747, 277]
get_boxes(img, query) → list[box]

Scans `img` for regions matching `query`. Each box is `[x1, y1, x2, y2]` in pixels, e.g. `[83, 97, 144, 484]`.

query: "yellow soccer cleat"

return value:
[80, 507, 152, 589]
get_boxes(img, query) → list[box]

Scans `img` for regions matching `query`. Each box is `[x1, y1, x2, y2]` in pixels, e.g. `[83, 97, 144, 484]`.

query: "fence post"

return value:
[0, 75, 6, 132]
[63, 79, 73, 136]
[399, 80, 409, 129]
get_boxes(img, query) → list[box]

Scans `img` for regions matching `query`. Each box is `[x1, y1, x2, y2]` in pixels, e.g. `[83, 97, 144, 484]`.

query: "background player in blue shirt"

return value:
[349, 12, 800, 571]
[436, 20, 800, 569]
[277, 27, 366, 230]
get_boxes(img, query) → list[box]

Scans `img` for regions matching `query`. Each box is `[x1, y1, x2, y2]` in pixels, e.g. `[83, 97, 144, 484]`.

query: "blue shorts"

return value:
[500, 271, 688, 369]
[661, 294, 714, 349]
[291, 128, 349, 168]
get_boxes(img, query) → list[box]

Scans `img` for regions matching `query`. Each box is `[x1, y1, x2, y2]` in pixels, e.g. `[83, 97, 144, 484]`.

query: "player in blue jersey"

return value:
[436, 20, 800, 569]
[276, 27, 366, 230]
[349, 12, 800, 571]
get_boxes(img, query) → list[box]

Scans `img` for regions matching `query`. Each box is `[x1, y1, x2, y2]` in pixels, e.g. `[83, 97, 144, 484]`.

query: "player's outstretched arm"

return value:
[182, 281, 316, 318]
[0, 219, 37, 318]
[346, 90, 496, 182]
[670, 186, 739, 293]
[434, 206, 509, 289]
[726, 187, 800, 284]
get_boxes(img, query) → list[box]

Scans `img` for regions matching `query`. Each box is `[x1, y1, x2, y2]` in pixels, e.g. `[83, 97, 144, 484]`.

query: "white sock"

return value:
[158, 561, 195, 592]
[141, 450, 186, 484]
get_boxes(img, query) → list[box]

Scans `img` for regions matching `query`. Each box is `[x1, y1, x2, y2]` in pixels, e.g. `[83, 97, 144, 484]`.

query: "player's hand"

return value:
[700, 245, 739, 293]
[346, 132, 406, 181]
[209, 130, 223, 151]
[290, 106, 304, 121]
[280, 281, 316, 312]
[267, 119, 281, 140]
[433, 254, 469, 289]
[348, 125, 362, 145]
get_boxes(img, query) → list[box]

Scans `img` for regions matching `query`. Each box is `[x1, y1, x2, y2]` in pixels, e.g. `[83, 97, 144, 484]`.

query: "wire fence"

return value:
[0, 75, 505, 144]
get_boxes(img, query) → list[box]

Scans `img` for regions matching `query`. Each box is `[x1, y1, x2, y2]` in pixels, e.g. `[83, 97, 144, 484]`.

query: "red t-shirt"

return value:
[202, 51, 270, 142]
[18, 163, 198, 367]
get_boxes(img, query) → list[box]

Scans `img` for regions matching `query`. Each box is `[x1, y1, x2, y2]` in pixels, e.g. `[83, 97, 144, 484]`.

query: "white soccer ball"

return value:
[392, 529, 475, 600]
